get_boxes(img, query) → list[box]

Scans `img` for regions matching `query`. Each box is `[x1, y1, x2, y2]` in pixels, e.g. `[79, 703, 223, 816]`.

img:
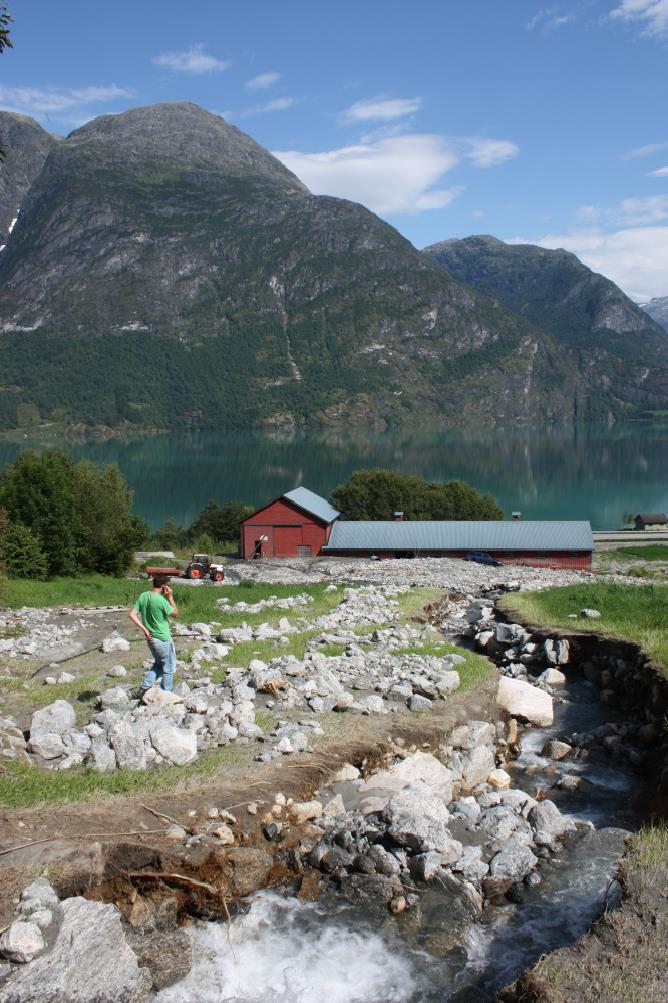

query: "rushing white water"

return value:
[155, 891, 425, 1003]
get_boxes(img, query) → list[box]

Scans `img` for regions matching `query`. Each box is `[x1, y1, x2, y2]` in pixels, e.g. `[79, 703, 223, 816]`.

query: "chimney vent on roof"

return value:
[512, 511, 521, 521]
[394, 511, 404, 522]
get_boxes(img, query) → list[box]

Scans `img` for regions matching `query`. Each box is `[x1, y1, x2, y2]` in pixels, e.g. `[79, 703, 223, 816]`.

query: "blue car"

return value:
[465, 551, 502, 567]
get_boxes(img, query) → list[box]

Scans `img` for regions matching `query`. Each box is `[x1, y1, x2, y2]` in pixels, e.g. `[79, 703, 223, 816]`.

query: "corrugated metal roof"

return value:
[323, 520, 593, 552]
[283, 487, 340, 525]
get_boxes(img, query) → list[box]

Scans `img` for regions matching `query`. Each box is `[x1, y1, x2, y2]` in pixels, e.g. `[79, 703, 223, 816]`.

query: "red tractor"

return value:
[186, 554, 225, 582]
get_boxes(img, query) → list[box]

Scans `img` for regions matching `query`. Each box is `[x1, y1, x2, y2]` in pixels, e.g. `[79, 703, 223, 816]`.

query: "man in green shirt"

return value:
[129, 575, 179, 692]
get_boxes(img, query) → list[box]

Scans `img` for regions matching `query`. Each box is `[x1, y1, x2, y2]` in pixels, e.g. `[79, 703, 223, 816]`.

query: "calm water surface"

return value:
[1, 423, 667, 529]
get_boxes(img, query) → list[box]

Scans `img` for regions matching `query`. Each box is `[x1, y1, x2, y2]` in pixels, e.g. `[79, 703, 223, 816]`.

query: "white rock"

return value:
[212, 823, 235, 844]
[30, 700, 75, 738]
[190, 622, 212, 635]
[100, 632, 130, 653]
[323, 794, 346, 817]
[3, 897, 146, 999]
[538, 667, 566, 686]
[107, 665, 128, 678]
[109, 720, 146, 771]
[90, 742, 117, 773]
[56, 672, 75, 684]
[488, 768, 512, 790]
[0, 921, 44, 963]
[580, 608, 601, 619]
[290, 800, 323, 823]
[28, 732, 65, 759]
[148, 720, 198, 766]
[496, 676, 554, 727]
[141, 686, 184, 707]
[360, 752, 453, 807]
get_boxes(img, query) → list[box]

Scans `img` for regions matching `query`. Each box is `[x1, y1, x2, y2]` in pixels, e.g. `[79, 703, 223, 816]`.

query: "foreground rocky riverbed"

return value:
[0, 558, 665, 1001]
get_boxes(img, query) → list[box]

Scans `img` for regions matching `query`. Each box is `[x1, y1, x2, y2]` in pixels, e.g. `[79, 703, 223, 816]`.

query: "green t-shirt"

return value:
[134, 590, 173, 641]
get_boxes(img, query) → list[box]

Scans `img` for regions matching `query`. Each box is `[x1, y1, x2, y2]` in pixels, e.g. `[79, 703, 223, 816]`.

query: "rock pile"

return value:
[301, 748, 579, 912]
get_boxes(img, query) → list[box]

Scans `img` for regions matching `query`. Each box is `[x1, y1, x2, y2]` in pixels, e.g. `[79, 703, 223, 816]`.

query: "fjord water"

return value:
[1, 422, 667, 529]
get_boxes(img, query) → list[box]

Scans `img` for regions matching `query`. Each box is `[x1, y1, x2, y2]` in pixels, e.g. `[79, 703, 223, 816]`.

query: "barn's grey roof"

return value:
[283, 487, 340, 525]
[323, 520, 593, 552]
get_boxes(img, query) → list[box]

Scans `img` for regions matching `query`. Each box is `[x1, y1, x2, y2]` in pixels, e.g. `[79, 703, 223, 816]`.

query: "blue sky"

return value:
[1, 1, 667, 300]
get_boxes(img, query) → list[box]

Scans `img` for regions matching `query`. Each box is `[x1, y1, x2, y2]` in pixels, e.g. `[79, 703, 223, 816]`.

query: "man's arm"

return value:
[129, 607, 152, 639]
[163, 586, 179, 618]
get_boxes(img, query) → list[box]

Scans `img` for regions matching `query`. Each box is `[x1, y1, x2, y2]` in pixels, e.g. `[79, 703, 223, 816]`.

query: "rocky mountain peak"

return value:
[0, 110, 60, 241]
[63, 102, 308, 191]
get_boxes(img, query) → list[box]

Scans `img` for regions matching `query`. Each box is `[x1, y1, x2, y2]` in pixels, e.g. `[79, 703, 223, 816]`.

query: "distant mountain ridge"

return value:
[0, 104, 665, 433]
[424, 234, 668, 416]
[641, 296, 668, 332]
[0, 111, 60, 243]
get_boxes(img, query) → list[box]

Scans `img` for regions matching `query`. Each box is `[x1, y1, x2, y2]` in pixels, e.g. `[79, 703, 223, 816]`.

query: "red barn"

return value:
[241, 487, 340, 559]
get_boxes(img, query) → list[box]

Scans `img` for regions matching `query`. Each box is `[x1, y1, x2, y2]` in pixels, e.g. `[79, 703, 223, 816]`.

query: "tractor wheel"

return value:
[188, 564, 206, 579]
[211, 570, 224, 582]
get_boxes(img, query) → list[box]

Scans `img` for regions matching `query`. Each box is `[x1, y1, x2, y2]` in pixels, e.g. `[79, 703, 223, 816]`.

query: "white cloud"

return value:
[622, 140, 668, 159]
[340, 96, 422, 124]
[610, 1, 668, 38]
[153, 45, 229, 73]
[0, 84, 133, 116]
[527, 7, 576, 31]
[648, 165, 668, 176]
[464, 137, 519, 168]
[228, 96, 296, 120]
[515, 226, 668, 300]
[245, 72, 281, 91]
[273, 134, 461, 215]
[575, 194, 668, 225]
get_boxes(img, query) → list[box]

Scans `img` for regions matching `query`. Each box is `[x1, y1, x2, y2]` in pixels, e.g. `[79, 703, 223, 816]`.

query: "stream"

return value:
[155, 672, 638, 1003]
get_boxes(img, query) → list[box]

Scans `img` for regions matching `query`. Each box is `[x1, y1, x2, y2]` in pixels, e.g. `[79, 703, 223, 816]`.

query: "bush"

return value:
[0, 522, 48, 579]
[331, 469, 503, 521]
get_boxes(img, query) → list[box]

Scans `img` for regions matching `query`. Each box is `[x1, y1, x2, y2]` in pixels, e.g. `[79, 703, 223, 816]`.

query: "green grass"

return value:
[212, 630, 321, 678]
[603, 544, 668, 562]
[0, 742, 255, 809]
[0, 575, 342, 627]
[498, 582, 668, 679]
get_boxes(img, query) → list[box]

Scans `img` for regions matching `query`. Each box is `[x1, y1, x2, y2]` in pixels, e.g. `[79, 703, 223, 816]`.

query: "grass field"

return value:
[601, 544, 668, 563]
[498, 582, 668, 679]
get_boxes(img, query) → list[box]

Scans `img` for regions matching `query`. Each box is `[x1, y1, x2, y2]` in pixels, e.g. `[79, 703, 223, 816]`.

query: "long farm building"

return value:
[241, 487, 593, 570]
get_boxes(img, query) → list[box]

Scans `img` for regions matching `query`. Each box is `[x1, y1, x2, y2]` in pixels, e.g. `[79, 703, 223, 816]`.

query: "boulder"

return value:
[212, 824, 235, 844]
[538, 668, 566, 686]
[529, 799, 576, 845]
[290, 800, 323, 824]
[98, 686, 130, 711]
[359, 751, 453, 807]
[460, 746, 495, 789]
[29, 700, 75, 738]
[541, 739, 572, 761]
[100, 632, 130, 653]
[489, 842, 538, 882]
[580, 608, 601, 619]
[141, 687, 184, 708]
[496, 676, 553, 726]
[109, 720, 147, 771]
[28, 732, 65, 760]
[0, 921, 45, 963]
[148, 720, 198, 766]
[383, 780, 452, 852]
[19, 878, 59, 913]
[90, 741, 117, 773]
[125, 929, 192, 991]
[488, 768, 512, 790]
[434, 670, 460, 696]
[408, 694, 432, 712]
[2, 897, 149, 1001]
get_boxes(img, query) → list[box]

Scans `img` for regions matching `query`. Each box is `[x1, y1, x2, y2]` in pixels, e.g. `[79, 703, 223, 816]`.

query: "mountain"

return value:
[0, 111, 60, 244]
[424, 235, 668, 418]
[641, 296, 668, 332]
[0, 104, 663, 433]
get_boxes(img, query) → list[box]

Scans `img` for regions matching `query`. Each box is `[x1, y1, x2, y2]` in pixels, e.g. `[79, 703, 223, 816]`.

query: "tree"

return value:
[0, 520, 48, 579]
[71, 461, 148, 576]
[0, 3, 11, 55]
[189, 500, 254, 544]
[0, 451, 79, 575]
[0, 451, 148, 577]
[331, 469, 503, 521]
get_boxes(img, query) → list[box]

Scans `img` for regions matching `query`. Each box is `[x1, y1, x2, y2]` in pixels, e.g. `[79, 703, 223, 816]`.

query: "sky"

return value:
[1, 1, 667, 301]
